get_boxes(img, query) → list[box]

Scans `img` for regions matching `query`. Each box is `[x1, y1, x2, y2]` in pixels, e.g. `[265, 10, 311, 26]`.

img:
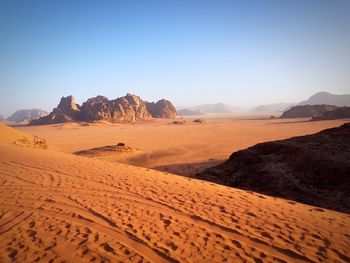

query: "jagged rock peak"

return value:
[30, 93, 177, 125]
[57, 95, 80, 112]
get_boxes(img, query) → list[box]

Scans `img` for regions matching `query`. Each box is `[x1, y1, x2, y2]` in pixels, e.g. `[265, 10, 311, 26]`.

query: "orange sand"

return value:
[0, 118, 349, 262]
[19, 116, 350, 176]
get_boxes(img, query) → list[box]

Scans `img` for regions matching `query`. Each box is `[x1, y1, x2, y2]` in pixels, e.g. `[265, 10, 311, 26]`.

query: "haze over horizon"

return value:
[1, 0, 350, 117]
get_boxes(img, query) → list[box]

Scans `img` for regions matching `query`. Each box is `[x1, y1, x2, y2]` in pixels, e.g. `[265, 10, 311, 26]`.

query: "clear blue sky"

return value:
[1, 0, 349, 116]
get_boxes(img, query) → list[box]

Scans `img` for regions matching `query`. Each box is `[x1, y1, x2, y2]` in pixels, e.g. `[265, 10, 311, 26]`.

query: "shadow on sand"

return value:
[153, 159, 224, 177]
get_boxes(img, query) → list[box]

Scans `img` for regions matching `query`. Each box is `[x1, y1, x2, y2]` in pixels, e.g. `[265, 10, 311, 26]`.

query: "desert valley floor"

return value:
[1, 116, 350, 262]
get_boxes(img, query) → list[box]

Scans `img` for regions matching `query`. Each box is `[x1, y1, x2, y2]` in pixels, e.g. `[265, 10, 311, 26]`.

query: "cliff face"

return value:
[197, 123, 350, 213]
[30, 96, 81, 125]
[30, 94, 177, 125]
[146, 99, 177, 118]
[281, 104, 338, 118]
[80, 94, 151, 122]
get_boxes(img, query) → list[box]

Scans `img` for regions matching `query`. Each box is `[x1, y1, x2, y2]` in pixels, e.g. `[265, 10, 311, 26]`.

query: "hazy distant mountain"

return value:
[177, 109, 203, 116]
[253, 103, 295, 112]
[298, 92, 350, 107]
[0, 114, 4, 122]
[187, 103, 233, 114]
[7, 109, 48, 123]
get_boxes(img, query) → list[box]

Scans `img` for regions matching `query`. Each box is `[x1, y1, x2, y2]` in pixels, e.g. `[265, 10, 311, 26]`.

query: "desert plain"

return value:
[1, 115, 350, 262]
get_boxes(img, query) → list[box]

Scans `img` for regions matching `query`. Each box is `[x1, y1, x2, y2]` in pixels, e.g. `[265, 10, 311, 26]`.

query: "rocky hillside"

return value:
[30, 94, 177, 125]
[281, 104, 338, 118]
[7, 109, 48, 123]
[312, 107, 350, 121]
[197, 123, 350, 213]
[298, 92, 350, 107]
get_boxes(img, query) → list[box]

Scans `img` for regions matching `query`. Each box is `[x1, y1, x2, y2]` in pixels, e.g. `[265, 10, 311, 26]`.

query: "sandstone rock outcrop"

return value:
[281, 104, 338, 118]
[146, 99, 177, 118]
[30, 96, 81, 125]
[30, 94, 177, 125]
[197, 123, 350, 213]
[79, 94, 151, 122]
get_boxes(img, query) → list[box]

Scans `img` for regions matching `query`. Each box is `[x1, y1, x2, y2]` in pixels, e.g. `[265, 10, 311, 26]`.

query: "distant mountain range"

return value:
[177, 103, 242, 115]
[298, 92, 350, 107]
[7, 109, 48, 123]
[252, 103, 295, 112]
[254, 92, 350, 113]
[279, 92, 350, 119]
[177, 109, 203, 116]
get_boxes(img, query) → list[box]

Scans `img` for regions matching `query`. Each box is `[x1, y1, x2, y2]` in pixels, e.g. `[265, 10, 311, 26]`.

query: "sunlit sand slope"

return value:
[0, 145, 349, 262]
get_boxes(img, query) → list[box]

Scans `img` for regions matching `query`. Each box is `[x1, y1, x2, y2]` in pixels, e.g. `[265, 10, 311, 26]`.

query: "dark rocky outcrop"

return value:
[281, 105, 338, 118]
[312, 107, 350, 121]
[30, 94, 177, 125]
[193, 119, 205, 123]
[7, 109, 48, 123]
[197, 123, 350, 213]
[169, 120, 186, 125]
[74, 143, 133, 157]
[146, 99, 177, 118]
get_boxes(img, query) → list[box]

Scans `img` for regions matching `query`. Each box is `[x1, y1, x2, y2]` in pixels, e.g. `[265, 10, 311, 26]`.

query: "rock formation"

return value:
[197, 123, 350, 213]
[80, 94, 151, 122]
[193, 119, 205, 123]
[146, 99, 177, 118]
[312, 107, 350, 121]
[281, 104, 338, 118]
[7, 109, 48, 123]
[30, 94, 177, 125]
[30, 96, 81, 125]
